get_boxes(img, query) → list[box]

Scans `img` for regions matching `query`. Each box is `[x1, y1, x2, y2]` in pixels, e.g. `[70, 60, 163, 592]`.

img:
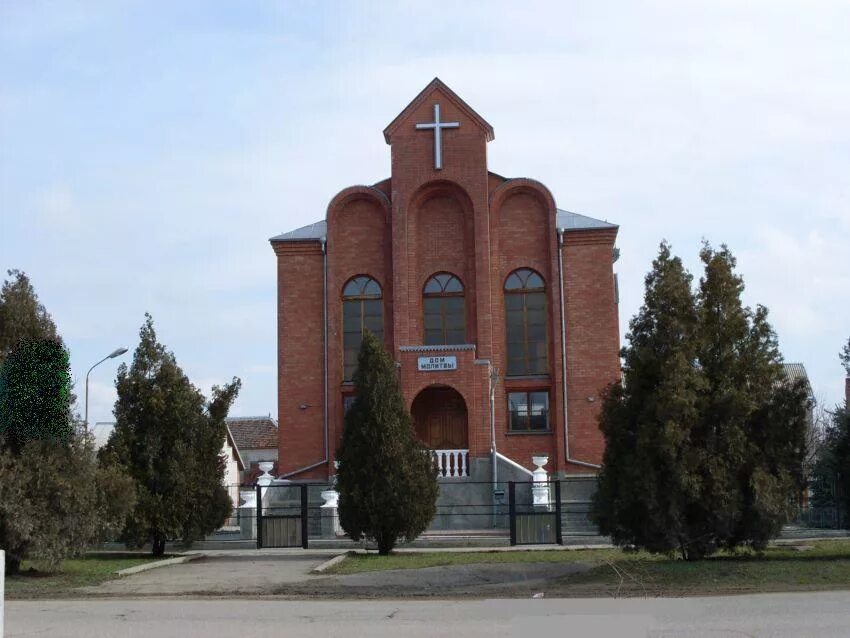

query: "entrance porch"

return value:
[411, 385, 470, 478]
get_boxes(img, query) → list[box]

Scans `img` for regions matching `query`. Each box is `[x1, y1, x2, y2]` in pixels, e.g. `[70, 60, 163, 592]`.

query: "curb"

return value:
[115, 553, 204, 576]
[311, 552, 350, 574]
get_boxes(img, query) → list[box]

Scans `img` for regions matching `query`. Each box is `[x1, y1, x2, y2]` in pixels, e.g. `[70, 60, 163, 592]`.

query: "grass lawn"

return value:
[5, 553, 165, 599]
[328, 540, 850, 596]
[328, 547, 622, 574]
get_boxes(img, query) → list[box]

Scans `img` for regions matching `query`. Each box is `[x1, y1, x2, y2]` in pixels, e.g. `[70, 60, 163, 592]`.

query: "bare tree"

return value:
[804, 394, 831, 477]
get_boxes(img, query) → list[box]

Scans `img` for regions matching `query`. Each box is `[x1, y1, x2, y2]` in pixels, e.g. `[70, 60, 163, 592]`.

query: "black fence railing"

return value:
[229, 478, 599, 548]
[791, 472, 848, 531]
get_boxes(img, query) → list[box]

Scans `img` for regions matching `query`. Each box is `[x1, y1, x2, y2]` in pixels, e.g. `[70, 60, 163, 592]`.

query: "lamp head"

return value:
[109, 347, 129, 359]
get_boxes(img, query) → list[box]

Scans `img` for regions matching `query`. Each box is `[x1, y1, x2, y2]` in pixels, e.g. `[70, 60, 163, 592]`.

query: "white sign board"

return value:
[417, 355, 458, 371]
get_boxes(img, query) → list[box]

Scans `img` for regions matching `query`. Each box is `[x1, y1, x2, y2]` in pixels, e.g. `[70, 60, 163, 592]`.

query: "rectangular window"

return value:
[507, 391, 550, 432]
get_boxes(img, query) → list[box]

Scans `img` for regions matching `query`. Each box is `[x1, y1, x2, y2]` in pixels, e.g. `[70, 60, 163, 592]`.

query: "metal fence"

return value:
[218, 478, 601, 548]
[791, 473, 848, 530]
[214, 473, 850, 548]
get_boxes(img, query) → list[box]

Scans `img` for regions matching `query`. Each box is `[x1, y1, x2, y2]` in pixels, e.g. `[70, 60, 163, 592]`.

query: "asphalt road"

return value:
[7, 592, 850, 638]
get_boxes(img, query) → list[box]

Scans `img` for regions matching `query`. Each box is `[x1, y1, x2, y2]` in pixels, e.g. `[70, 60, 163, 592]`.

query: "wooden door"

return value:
[412, 387, 468, 449]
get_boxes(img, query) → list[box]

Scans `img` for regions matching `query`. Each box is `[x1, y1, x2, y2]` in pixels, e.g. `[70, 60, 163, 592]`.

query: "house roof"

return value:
[270, 208, 616, 243]
[223, 423, 245, 470]
[226, 416, 278, 450]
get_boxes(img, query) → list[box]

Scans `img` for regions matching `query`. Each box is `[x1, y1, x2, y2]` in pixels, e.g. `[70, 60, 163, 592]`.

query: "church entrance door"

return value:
[411, 386, 469, 478]
[412, 385, 468, 449]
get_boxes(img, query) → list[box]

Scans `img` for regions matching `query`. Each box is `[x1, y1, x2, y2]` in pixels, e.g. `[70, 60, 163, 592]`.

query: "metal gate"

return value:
[256, 483, 308, 549]
[508, 481, 563, 545]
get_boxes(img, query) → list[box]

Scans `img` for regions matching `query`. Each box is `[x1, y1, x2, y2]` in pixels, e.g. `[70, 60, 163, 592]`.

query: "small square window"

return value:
[508, 391, 549, 432]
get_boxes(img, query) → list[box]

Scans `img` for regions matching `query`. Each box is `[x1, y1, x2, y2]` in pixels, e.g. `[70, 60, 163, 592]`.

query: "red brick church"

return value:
[270, 79, 621, 484]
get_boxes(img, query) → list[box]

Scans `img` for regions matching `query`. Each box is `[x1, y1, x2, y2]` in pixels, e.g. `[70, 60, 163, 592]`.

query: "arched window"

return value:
[342, 276, 383, 381]
[423, 273, 465, 345]
[504, 268, 547, 375]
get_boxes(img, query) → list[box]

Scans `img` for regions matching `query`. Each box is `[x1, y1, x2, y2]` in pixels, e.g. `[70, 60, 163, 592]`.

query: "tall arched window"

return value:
[505, 268, 547, 375]
[342, 276, 383, 380]
[423, 273, 465, 345]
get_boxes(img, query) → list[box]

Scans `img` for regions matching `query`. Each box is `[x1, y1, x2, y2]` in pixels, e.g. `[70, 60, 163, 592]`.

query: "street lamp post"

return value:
[85, 347, 128, 429]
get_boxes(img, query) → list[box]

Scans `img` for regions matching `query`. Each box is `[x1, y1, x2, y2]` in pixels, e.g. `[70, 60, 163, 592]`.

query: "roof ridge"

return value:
[272, 207, 617, 243]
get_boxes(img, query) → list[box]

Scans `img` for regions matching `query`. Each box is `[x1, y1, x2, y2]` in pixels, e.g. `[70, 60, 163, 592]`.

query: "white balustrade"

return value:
[433, 449, 469, 478]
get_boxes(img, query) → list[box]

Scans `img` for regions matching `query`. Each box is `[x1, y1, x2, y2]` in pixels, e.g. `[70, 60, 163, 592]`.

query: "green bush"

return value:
[0, 430, 136, 575]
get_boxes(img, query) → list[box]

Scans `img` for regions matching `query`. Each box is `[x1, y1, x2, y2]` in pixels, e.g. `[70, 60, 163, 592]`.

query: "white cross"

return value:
[415, 103, 460, 170]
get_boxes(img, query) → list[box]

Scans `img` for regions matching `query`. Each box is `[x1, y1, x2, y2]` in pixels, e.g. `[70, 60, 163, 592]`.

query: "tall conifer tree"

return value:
[0, 272, 135, 575]
[336, 331, 439, 555]
[695, 244, 807, 550]
[593, 242, 706, 558]
[104, 314, 240, 556]
[594, 242, 808, 559]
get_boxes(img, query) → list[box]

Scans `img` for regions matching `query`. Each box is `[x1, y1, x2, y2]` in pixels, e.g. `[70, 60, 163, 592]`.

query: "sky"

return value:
[1, 0, 848, 437]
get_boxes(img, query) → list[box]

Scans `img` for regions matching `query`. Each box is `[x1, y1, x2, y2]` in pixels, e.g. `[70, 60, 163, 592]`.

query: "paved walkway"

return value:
[9, 592, 850, 637]
[81, 551, 329, 596]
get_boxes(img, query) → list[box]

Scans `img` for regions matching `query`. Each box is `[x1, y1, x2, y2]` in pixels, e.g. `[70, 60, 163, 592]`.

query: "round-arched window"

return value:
[342, 276, 382, 380]
[504, 268, 547, 375]
[423, 273, 465, 346]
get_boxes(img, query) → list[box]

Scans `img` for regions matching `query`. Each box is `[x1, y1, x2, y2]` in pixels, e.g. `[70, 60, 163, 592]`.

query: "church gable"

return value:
[383, 77, 494, 145]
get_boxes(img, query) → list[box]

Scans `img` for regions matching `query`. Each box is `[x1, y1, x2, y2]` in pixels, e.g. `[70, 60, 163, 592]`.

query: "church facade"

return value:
[270, 79, 621, 484]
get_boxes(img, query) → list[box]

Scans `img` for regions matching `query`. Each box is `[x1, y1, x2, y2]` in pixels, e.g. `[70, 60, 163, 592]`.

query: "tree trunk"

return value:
[151, 538, 166, 557]
[5, 554, 21, 576]
[376, 533, 395, 556]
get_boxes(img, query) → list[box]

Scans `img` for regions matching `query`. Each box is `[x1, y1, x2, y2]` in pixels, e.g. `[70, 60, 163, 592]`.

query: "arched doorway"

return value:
[412, 385, 468, 448]
[411, 385, 469, 478]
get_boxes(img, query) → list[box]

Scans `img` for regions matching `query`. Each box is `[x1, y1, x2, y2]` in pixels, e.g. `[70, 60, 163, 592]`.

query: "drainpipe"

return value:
[489, 365, 498, 486]
[557, 229, 601, 471]
[280, 237, 330, 479]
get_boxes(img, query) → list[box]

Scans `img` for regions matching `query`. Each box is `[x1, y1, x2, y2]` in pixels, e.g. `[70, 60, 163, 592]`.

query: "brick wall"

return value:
[271, 81, 620, 480]
[272, 241, 326, 478]
[562, 230, 621, 470]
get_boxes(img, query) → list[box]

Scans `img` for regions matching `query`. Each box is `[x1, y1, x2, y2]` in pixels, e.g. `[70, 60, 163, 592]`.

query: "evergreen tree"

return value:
[336, 331, 439, 555]
[840, 337, 850, 377]
[593, 242, 706, 559]
[0, 338, 73, 453]
[104, 314, 240, 556]
[695, 244, 807, 551]
[0, 270, 60, 365]
[0, 273, 135, 575]
[594, 242, 808, 559]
